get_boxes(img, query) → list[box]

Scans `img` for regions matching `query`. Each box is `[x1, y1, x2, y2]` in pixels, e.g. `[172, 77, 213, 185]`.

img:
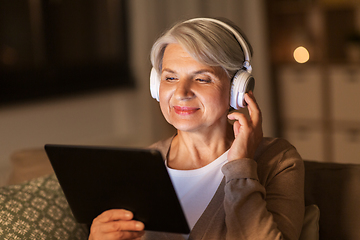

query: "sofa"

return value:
[303, 160, 360, 240]
[1, 148, 359, 240]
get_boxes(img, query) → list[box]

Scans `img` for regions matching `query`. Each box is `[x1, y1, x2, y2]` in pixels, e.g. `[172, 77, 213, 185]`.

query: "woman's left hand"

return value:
[227, 91, 263, 161]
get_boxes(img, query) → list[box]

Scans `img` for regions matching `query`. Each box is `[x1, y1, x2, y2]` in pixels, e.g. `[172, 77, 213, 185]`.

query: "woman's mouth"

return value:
[173, 106, 199, 115]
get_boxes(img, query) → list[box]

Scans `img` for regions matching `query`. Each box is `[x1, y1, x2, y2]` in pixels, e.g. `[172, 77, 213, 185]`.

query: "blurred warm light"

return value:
[293, 46, 310, 63]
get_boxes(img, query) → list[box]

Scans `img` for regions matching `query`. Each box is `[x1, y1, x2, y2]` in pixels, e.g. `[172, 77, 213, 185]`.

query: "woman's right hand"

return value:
[227, 91, 263, 161]
[89, 209, 145, 240]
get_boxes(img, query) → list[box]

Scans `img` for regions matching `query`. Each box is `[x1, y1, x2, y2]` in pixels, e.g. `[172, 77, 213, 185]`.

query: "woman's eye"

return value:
[196, 78, 211, 83]
[165, 77, 177, 81]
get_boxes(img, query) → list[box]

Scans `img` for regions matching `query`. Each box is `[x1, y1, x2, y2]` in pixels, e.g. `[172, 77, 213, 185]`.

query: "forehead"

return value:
[162, 44, 199, 65]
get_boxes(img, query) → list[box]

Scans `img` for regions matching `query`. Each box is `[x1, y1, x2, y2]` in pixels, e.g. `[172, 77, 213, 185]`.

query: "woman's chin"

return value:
[170, 121, 203, 133]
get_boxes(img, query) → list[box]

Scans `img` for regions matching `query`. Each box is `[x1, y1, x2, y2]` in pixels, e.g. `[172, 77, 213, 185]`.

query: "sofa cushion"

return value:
[0, 174, 88, 240]
[299, 204, 320, 240]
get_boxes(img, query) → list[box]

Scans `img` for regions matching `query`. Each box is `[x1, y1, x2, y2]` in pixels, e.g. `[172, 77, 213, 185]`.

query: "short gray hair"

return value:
[150, 18, 253, 79]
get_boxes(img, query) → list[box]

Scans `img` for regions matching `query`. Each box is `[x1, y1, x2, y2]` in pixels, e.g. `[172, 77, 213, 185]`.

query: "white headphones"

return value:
[150, 18, 254, 109]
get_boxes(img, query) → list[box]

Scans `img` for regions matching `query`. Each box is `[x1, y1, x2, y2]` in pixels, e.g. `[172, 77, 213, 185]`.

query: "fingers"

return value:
[95, 218, 144, 233]
[244, 91, 262, 126]
[90, 209, 145, 240]
[96, 209, 134, 223]
[227, 112, 249, 137]
[227, 92, 263, 160]
[93, 229, 144, 240]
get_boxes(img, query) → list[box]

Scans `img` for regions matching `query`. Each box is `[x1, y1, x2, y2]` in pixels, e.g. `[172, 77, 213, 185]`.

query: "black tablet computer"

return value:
[44, 144, 190, 234]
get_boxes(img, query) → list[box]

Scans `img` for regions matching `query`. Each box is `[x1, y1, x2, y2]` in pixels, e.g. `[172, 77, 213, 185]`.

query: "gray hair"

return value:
[150, 18, 253, 79]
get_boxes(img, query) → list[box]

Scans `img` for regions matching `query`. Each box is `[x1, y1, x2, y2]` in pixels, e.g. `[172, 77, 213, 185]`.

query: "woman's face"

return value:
[159, 43, 231, 133]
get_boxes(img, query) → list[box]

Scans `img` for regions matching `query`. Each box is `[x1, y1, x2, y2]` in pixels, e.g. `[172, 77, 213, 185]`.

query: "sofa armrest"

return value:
[6, 148, 54, 186]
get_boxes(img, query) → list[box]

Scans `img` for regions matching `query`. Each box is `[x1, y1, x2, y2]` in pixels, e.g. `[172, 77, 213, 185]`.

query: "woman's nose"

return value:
[174, 79, 194, 100]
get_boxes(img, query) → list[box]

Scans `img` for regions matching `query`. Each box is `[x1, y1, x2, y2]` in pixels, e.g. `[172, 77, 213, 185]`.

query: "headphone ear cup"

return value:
[230, 70, 255, 109]
[150, 67, 161, 101]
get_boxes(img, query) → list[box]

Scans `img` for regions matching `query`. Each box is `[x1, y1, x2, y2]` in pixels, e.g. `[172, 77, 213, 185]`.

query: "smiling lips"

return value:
[173, 106, 200, 115]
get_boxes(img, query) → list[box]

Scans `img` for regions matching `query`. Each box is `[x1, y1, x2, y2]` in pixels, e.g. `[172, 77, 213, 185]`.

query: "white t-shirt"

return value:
[166, 150, 229, 230]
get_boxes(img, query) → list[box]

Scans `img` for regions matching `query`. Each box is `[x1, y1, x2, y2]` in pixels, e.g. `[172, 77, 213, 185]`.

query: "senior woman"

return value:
[89, 17, 304, 240]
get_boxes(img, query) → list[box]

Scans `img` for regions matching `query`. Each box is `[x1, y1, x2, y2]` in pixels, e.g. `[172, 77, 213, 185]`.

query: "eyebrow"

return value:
[162, 68, 216, 75]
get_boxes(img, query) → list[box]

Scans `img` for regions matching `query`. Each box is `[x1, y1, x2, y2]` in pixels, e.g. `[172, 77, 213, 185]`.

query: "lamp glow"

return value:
[293, 46, 310, 63]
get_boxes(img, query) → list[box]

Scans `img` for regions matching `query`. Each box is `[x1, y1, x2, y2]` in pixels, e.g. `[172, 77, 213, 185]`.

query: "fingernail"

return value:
[136, 222, 144, 230]
[124, 211, 132, 218]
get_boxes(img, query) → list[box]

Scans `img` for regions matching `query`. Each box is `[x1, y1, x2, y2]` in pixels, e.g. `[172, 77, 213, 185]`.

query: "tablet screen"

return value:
[44, 144, 190, 234]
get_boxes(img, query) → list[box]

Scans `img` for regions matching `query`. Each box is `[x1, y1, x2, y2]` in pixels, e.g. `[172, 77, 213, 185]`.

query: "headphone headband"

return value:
[184, 18, 252, 73]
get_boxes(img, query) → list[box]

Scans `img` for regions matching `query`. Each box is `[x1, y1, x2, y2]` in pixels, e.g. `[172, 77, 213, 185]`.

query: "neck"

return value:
[168, 122, 234, 170]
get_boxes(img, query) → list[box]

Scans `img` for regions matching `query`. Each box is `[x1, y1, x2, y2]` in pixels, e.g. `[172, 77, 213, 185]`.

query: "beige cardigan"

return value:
[143, 137, 305, 240]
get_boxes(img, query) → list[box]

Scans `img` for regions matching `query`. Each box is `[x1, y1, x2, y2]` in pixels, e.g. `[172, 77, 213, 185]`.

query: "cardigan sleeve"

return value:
[221, 144, 304, 240]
